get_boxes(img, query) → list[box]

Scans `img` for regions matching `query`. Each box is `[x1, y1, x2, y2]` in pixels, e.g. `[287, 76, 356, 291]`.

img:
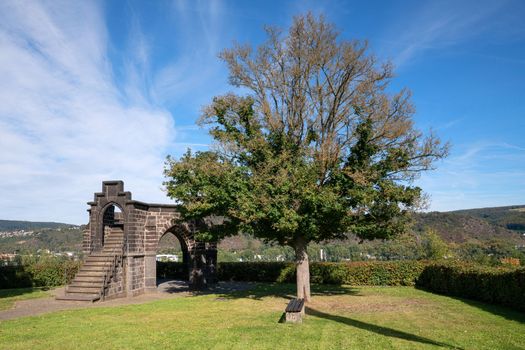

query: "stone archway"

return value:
[149, 220, 217, 290]
[156, 228, 191, 282]
[58, 181, 218, 302]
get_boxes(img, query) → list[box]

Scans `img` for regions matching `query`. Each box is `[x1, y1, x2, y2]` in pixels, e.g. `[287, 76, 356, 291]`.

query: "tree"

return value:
[164, 13, 448, 301]
[421, 229, 449, 260]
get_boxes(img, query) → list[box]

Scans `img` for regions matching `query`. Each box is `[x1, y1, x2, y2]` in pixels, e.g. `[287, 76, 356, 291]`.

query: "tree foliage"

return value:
[164, 13, 448, 300]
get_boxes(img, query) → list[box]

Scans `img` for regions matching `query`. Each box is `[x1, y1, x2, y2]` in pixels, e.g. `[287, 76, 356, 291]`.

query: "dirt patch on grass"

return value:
[311, 296, 434, 314]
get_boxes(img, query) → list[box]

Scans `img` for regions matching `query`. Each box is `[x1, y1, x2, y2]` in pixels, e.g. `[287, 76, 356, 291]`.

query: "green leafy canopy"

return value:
[163, 13, 448, 248]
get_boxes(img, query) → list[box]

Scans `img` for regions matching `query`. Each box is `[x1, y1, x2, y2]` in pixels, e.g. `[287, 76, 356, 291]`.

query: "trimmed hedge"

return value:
[416, 262, 525, 311]
[5, 257, 523, 312]
[156, 261, 188, 280]
[0, 256, 81, 289]
[218, 261, 427, 286]
[218, 262, 294, 283]
[0, 266, 33, 289]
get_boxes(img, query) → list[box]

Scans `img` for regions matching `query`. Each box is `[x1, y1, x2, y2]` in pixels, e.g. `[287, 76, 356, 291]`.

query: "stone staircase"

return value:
[56, 227, 124, 302]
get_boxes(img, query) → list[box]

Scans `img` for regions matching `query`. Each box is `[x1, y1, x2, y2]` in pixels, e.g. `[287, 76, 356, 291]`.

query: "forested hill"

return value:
[0, 220, 77, 231]
[0, 220, 82, 254]
[413, 205, 525, 243]
[452, 205, 525, 231]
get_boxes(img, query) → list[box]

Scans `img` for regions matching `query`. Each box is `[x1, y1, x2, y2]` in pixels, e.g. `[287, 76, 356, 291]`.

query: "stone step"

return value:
[74, 276, 105, 283]
[103, 246, 122, 250]
[68, 281, 102, 288]
[56, 294, 100, 302]
[85, 257, 114, 263]
[90, 252, 119, 257]
[76, 271, 106, 277]
[101, 251, 121, 255]
[83, 261, 112, 266]
[67, 286, 101, 294]
[80, 265, 108, 272]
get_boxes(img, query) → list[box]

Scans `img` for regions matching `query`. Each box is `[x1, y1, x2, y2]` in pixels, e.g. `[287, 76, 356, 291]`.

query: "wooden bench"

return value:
[285, 298, 305, 323]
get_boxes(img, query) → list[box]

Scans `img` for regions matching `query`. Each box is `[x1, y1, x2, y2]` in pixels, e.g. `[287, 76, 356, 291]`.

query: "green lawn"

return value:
[1, 284, 524, 349]
[0, 287, 51, 311]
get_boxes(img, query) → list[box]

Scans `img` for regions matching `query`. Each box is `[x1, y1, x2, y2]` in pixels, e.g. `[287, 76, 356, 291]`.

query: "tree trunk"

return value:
[294, 237, 311, 302]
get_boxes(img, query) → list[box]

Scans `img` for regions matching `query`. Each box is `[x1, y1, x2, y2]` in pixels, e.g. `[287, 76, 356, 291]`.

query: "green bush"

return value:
[416, 261, 525, 311]
[0, 266, 33, 289]
[218, 262, 294, 282]
[218, 261, 427, 286]
[157, 261, 188, 280]
[23, 255, 80, 287]
[0, 255, 81, 289]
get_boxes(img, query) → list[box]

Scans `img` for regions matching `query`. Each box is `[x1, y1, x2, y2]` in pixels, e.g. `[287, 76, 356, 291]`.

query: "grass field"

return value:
[1, 284, 524, 349]
[0, 287, 51, 311]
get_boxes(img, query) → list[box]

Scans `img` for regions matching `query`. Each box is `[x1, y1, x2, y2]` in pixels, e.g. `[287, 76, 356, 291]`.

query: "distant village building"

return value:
[156, 254, 179, 262]
[0, 253, 17, 265]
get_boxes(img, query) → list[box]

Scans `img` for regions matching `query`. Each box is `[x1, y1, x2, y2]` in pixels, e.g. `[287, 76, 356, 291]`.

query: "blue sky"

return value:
[0, 0, 524, 224]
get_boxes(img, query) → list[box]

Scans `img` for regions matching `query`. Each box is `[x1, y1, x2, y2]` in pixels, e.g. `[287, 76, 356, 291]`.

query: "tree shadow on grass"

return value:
[215, 283, 360, 301]
[0, 287, 49, 299]
[306, 307, 463, 349]
[415, 286, 525, 324]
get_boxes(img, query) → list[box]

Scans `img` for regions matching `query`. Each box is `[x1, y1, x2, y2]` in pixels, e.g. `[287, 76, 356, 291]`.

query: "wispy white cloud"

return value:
[0, 1, 176, 223]
[151, 0, 230, 108]
[417, 142, 525, 211]
[381, 0, 509, 67]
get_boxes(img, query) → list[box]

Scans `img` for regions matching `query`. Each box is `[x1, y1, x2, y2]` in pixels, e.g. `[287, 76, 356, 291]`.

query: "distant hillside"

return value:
[412, 212, 518, 243]
[452, 205, 525, 232]
[0, 220, 76, 231]
[0, 227, 83, 253]
[412, 205, 525, 243]
[0, 220, 82, 253]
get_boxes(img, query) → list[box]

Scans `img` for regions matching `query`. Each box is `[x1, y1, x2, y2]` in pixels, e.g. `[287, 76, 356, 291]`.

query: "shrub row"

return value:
[415, 262, 525, 311]
[217, 261, 428, 286]
[4, 258, 524, 312]
[156, 261, 188, 280]
[0, 256, 81, 289]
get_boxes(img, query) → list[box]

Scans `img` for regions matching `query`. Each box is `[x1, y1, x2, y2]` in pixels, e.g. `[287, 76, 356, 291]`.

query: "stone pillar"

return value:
[126, 256, 133, 297]
[144, 253, 157, 292]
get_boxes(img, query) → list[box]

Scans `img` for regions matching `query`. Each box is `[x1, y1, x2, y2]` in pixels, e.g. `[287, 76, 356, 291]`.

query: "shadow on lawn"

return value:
[415, 286, 525, 324]
[215, 283, 360, 301]
[0, 287, 49, 299]
[306, 307, 463, 349]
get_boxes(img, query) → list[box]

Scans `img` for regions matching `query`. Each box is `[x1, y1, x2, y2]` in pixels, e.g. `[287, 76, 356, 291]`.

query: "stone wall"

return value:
[105, 258, 125, 300]
[125, 205, 148, 254]
[82, 223, 91, 255]
[83, 181, 217, 299]
[128, 255, 145, 296]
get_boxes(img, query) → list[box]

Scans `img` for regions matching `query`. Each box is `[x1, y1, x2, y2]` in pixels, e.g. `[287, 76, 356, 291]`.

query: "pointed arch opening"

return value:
[156, 229, 190, 284]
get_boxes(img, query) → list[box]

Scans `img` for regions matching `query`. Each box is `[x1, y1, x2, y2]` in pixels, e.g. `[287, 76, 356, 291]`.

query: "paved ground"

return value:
[0, 280, 253, 321]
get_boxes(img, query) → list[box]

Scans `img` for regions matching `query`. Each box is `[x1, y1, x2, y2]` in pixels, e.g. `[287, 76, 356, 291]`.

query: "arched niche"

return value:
[100, 202, 124, 247]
